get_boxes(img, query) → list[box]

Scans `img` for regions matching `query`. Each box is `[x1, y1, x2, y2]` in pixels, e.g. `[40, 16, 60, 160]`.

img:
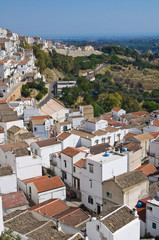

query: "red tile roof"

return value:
[152, 120, 159, 127]
[150, 132, 159, 138]
[0, 141, 29, 152]
[74, 159, 86, 168]
[53, 207, 90, 227]
[135, 163, 157, 176]
[30, 115, 51, 120]
[23, 175, 48, 185]
[2, 191, 28, 209]
[130, 111, 146, 116]
[29, 199, 69, 216]
[35, 138, 60, 148]
[33, 176, 65, 193]
[61, 147, 85, 157]
[112, 107, 121, 112]
[124, 132, 137, 139]
[0, 83, 7, 85]
[124, 142, 142, 152]
[57, 132, 71, 141]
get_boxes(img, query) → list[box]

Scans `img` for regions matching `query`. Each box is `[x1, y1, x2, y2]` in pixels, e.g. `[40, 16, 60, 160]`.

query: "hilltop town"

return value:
[0, 27, 159, 240]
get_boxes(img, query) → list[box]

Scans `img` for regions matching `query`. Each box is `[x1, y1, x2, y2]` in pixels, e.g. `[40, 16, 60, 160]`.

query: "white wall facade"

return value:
[0, 173, 17, 194]
[31, 142, 62, 169]
[86, 216, 139, 240]
[27, 182, 66, 204]
[0, 150, 42, 181]
[80, 154, 127, 212]
[146, 199, 159, 237]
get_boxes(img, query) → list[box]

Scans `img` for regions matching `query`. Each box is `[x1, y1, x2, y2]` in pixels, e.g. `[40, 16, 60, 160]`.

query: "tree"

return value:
[1, 229, 21, 240]
[142, 101, 159, 113]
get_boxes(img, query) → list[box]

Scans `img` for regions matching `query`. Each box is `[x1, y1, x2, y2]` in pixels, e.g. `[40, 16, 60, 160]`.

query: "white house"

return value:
[54, 147, 86, 187]
[31, 138, 62, 169]
[0, 142, 42, 181]
[0, 166, 17, 194]
[149, 137, 159, 167]
[57, 132, 80, 150]
[86, 205, 140, 240]
[25, 175, 66, 204]
[146, 192, 159, 237]
[143, 120, 159, 133]
[111, 107, 126, 121]
[84, 119, 108, 132]
[80, 151, 128, 213]
[0, 119, 24, 142]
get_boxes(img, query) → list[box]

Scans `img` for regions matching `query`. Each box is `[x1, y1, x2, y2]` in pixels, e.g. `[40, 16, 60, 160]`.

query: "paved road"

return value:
[38, 69, 59, 108]
[95, 62, 108, 73]
[38, 80, 57, 108]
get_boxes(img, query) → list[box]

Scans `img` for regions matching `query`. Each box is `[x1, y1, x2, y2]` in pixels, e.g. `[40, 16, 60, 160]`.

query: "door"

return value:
[97, 204, 101, 215]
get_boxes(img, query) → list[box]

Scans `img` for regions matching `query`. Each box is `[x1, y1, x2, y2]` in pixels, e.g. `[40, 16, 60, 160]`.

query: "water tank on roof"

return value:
[137, 201, 142, 208]
[122, 148, 127, 152]
[104, 152, 110, 157]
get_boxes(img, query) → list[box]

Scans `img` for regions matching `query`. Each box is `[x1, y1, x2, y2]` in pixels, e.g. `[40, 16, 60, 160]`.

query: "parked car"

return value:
[66, 189, 77, 199]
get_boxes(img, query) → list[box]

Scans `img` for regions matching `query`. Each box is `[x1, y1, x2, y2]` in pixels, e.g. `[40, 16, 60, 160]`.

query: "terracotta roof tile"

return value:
[150, 132, 159, 138]
[23, 176, 48, 185]
[53, 207, 89, 227]
[30, 199, 69, 216]
[57, 132, 71, 141]
[124, 132, 137, 139]
[112, 107, 122, 112]
[33, 176, 65, 193]
[35, 138, 60, 148]
[124, 142, 142, 152]
[74, 159, 86, 168]
[130, 111, 146, 116]
[2, 191, 28, 209]
[135, 163, 157, 177]
[152, 120, 159, 127]
[61, 147, 84, 157]
[0, 141, 29, 152]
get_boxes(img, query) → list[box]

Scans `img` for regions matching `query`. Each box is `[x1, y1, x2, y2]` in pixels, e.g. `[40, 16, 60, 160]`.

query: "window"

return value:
[106, 192, 112, 198]
[147, 206, 152, 211]
[89, 180, 92, 188]
[88, 164, 94, 173]
[34, 127, 37, 132]
[22, 71, 24, 74]
[88, 195, 93, 204]
[63, 126, 67, 131]
[152, 222, 156, 229]
[96, 225, 100, 231]
[95, 139, 99, 145]
[64, 160, 67, 168]
[73, 166, 76, 173]
[102, 137, 106, 143]
[62, 171, 67, 180]
[107, 136, 111, 144]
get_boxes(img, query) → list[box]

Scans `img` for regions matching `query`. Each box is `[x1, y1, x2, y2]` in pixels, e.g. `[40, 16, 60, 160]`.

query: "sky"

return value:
[1, 0, 159, 38]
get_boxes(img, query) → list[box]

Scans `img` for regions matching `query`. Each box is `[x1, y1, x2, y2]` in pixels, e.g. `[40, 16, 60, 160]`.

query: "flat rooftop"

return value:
[87, 151, 124, 164]
[147, 196, 159, 206]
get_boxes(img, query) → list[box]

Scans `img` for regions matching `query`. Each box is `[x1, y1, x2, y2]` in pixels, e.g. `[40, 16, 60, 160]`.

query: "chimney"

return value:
[132, 208, 138, 217]
[56, 220, 61, 231]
